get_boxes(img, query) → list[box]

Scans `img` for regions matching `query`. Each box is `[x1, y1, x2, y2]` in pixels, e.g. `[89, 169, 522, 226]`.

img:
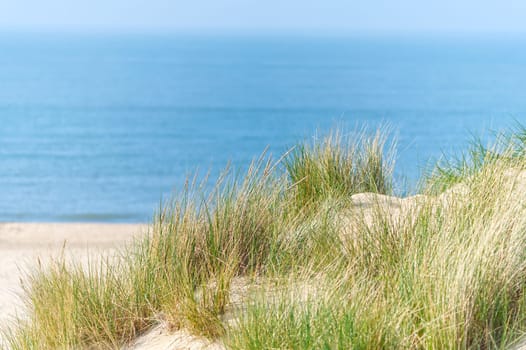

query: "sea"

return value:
[1, 33, 525, 222]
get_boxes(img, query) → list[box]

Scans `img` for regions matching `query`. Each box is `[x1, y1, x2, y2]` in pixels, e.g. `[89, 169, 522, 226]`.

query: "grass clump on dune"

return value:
[284, 128, 394, 210]
[6, 154, 288, 348]
[8, 125, 526, 349]
[423, 124, 526, 194]
[8, 257, 151, 349]
[4, 127, 393, 349]
[131, 155, 287, 338]
[227, 153, 526, 349]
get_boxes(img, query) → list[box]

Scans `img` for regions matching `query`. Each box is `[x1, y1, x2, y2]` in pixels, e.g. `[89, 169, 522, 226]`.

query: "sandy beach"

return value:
[0, 222, 147, 327]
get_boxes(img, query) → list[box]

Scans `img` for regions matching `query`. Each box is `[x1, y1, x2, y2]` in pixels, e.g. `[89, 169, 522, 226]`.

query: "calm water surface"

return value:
[1, 34, 525, 221]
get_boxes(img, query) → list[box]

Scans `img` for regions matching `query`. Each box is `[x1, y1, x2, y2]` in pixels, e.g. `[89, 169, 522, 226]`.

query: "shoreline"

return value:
[0, 222, 147, 329]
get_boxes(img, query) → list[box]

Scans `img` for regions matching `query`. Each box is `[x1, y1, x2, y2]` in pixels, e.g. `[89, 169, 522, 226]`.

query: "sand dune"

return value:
[0, 175, 516, 349]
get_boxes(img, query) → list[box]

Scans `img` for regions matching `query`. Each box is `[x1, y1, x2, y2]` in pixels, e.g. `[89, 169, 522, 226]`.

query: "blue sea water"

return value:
[1, 33, 526, 222]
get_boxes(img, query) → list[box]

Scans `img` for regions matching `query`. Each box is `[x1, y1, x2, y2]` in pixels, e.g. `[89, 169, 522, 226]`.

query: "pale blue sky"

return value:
[2, 0, 526, 35]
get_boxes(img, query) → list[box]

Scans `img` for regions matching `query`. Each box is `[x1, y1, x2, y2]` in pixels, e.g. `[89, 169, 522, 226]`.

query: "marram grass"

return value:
[6, 127, 526, 349]
[284, 128, 394, 210]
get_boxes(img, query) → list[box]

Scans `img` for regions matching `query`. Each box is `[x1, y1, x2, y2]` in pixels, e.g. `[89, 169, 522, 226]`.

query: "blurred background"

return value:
[0, 1, 525, 221]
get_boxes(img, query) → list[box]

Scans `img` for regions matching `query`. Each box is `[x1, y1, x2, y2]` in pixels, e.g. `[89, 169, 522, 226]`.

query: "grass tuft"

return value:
[284, 128, 394, 210]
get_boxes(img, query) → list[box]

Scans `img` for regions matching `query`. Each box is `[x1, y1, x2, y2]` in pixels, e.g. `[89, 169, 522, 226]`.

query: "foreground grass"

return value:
[7, 127, 526, 349]
[227, 160, 526, 349]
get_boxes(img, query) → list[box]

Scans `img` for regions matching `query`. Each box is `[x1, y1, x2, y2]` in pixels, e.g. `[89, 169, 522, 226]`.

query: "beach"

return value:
[2, 31, 526, 349]
[0, 223, 146, 326]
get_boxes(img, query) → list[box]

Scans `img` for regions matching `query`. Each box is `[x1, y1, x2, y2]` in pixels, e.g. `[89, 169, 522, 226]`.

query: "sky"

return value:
[2, 0, 526, 35]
